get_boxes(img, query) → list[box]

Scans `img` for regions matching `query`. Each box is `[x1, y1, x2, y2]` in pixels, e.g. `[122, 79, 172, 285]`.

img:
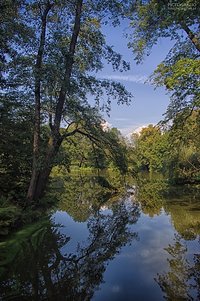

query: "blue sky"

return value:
[98, 21, 174, 136]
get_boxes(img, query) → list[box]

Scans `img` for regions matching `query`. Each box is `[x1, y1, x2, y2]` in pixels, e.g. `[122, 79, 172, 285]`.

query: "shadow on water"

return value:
[0, 174, 140, 301]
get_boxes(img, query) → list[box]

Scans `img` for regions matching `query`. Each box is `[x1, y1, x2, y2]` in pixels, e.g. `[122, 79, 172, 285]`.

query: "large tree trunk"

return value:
[27, 0, 83, 202]
[33, 135, 63, 200]
[27, 2, 53, 202]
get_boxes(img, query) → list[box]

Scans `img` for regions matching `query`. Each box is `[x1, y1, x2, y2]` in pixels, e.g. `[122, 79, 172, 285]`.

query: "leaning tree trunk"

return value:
[33, 135, 63, 200]
[27, 0, 83, 202]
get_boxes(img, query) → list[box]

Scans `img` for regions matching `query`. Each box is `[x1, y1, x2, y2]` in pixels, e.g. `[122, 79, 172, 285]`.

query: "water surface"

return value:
[0, 174, 200, 300]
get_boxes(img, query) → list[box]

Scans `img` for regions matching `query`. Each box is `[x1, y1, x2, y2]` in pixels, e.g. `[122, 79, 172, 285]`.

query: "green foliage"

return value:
[0, 95, 33, 199]
[0, 205, 22, 235]
[128, 0, 199, 63]
[128, 0, 200, 121]
[1, 0, 132, 118]
[127, 0, 200, 184]
[129, 111, 200, 183]
[56, 125, 128, 174]
[105, 127, 128, 174]
[0, 0, 133, 207]
[130, 125, 169, 173]
[166, 110, 200, 182]
[152, 57, 200, 121]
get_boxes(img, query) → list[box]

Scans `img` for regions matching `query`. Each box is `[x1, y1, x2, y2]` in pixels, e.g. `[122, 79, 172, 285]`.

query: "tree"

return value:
[128, 0, 200, 121]
[1, 0, 133, 203]
[103, 127, 128, 173]
[166, 109, 200, 182]
[131, 125, 169, 173]
[57, 125, 128, 173]
[130, 115, 200, 182]
[152, 56, 200, 121]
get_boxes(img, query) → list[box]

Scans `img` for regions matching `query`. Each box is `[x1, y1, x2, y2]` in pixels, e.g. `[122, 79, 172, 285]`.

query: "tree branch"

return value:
[53, 0, 83, 134]
[76, 129, 101, 144]
[180, 22, 200, 52]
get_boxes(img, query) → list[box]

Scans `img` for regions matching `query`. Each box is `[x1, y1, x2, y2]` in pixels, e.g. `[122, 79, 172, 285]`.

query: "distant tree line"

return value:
[128, 110, 200, 184]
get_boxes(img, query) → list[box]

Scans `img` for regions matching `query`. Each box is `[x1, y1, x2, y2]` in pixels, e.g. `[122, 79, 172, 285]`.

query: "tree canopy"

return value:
[130, 111, 200, 183]
[0, 0, 133, 202]
[128, 0, 200, 121]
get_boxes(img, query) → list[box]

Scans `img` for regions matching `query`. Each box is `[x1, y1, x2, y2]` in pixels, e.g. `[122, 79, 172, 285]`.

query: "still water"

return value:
[0, 174, 200, 300]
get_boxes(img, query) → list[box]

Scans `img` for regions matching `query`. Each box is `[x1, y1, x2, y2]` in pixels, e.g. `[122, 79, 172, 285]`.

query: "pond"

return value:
[0, 174, 200, 300]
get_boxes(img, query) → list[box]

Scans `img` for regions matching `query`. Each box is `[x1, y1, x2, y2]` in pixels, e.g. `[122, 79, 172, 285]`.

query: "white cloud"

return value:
[119, 123, 155, 139]
[133, 125, 149, 134]
[119, 126, 136, 137]
[118, 125, 142, 136]
[101, 74, 148, 84]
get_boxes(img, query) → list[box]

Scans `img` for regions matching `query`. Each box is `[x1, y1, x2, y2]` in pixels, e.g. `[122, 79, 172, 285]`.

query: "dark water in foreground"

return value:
[0, 174, 200, 300]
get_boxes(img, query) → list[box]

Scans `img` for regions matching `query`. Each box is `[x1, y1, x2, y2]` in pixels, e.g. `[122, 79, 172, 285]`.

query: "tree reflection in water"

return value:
[134, 174, 166, 217]
[133, 174, 200, 300]
[155, 234, 200, 301]
[0, 200, 140, 301]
